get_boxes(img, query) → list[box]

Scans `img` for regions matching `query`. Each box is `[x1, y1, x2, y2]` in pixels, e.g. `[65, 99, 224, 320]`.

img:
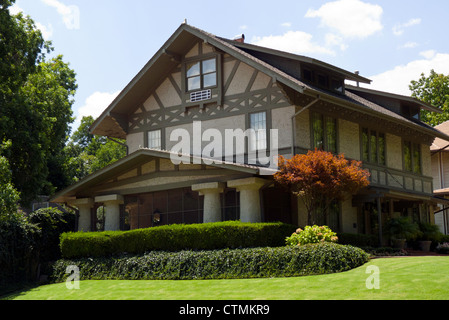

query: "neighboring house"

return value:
[431, 121, 449, 234]
[52, 24, 449, 242]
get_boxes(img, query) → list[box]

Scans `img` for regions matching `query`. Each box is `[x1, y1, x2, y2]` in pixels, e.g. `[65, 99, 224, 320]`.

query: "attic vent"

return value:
[190, 89, 211, 102]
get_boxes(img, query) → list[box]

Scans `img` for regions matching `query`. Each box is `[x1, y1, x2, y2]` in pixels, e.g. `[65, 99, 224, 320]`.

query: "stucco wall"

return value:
[295, 108, 311, 150]
[386, 133, 402, 170]
[272, 106, 295, 150]
[127, 132, 144, 154]
[339, 119, 360, 160]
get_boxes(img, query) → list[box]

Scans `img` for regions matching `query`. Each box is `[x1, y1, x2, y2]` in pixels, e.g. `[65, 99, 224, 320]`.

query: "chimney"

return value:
[233, 34, 245, 43]
[355, 71, 360, 87]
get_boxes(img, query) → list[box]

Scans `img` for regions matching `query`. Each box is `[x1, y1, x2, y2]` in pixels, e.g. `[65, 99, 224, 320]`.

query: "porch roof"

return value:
[51, 148, 277, 203]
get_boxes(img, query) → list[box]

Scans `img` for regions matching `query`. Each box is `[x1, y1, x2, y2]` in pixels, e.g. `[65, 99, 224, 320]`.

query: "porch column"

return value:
[192, 182, 225, 223]
[95, 195, 124, 231]
[70, 198, 94, 232]
[228, 177, 267, 223]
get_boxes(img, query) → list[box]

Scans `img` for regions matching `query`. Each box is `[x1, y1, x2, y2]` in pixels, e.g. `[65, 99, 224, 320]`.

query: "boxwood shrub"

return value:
[50, 242, 370, 282]
[60, 221, 297, 259]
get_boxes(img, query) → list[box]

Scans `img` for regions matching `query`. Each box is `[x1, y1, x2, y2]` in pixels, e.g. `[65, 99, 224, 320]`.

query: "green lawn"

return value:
[3, 256, 449, 300]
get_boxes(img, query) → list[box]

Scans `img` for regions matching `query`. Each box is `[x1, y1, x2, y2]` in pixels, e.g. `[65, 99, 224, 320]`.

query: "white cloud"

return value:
[251, 31, 335, 56]
[392, 18, 421, 36]
[73, 91, 120, 131]
[361, 52, 449, 96]
[35, 22, 54, 39]
[399, 41, 419, 49]
[325, 33, 348, 51]
[41, 0, 80, 30]
[305, 0, 383, 39]
[9, 2, 23, 15]
[419, 50, 436, 59]
[281, 22, 292, 27]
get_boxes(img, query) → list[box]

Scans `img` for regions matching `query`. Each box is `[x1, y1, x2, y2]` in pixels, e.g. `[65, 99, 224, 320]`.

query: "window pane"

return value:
[378, 133, 386, 165]
[370, 131, 377, 163]
[148, 130, 161, 150]
[250, 112, 267, 151]
[187, 76, 201, 91]
[413, 143, 421, 174]
[312, 113, 324, 150]
[404, 141, 412, 172]
[326, 116, 337, 153]
[202, 58, 216, 74]
[203, 73, 217, 88]
[186, 61, 200, 77]
[362, 128, 369, 162]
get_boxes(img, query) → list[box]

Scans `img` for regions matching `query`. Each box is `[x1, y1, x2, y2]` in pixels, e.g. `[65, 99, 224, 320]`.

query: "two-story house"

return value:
[52, 24, 449, 242]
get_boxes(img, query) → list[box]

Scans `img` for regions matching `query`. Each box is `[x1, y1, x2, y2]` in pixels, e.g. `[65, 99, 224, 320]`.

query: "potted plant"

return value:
[385, 217, 420, 249]
[416, 222, 441, 252]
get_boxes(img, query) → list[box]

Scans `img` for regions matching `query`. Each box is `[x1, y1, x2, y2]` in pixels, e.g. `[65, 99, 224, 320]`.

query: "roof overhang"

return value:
[51, 148, 276, 203]
[345, 84, 442, 113]
[227, 40, 372, 85]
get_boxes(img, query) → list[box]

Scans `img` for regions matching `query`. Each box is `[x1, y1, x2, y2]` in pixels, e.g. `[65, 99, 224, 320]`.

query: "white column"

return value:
[227, 177, 267, 223]
[70, 198, 94, 232]
[95, 195, 124, 231]
[192, 182, 225, 223]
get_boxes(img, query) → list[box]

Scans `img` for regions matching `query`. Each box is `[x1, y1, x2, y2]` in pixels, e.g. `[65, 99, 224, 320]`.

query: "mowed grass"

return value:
[4, 257, 449, 300]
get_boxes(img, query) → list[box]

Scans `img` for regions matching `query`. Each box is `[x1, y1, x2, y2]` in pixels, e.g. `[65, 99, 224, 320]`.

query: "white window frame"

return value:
[148, 130, 162, 150]
[249, 111, 267, 151]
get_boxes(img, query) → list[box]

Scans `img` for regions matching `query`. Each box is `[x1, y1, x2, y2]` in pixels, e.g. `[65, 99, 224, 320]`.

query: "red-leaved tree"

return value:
[274, 149, 370, 225]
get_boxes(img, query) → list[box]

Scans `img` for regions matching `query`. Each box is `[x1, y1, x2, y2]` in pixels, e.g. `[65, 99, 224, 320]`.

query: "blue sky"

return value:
[11, 0, 449, 133]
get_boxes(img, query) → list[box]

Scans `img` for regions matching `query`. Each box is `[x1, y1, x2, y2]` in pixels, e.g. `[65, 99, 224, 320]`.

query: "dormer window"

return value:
[301, 66, 344, 94]
[186, 58, 217, 91]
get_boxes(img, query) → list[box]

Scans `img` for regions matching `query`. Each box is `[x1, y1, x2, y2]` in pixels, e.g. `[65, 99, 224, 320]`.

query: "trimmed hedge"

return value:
[50, 242, 370, 281]
[337, 233, 379, 248]
[60, 221, 297, 259]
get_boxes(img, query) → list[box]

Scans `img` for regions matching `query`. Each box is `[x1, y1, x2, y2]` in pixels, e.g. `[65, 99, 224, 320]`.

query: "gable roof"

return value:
[89, 23, 449, 143]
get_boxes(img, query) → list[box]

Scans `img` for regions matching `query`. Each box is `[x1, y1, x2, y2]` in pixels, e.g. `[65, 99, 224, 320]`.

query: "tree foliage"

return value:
[64, 116, 126, 182]
[274, 150, 370, 225]
[0, 142, 20, 218]
[410, 69, 449, 126]
[0, 1, 77, 204]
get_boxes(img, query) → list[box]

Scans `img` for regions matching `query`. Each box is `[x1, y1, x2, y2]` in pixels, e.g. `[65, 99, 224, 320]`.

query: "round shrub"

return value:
[286, 225, 338, 246]
[50, 242, 369, 282]
[28, 207, 76, 262]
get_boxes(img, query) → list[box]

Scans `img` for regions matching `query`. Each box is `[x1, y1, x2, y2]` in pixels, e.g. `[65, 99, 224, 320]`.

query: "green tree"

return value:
[410, 69, 449, 126]
[65, 116, 126, 183]
[0, 142, 20, 218]
[0, 1, 77, 204]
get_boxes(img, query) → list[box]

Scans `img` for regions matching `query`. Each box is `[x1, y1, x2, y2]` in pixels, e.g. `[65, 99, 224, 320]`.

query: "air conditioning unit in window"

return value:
[190, 89, 211, 103]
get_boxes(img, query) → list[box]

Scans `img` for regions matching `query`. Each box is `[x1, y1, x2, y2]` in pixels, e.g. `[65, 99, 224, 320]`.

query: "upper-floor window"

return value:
[250, 111, 267, 151]
[362, 129, 386, 165]
[186, 58, 217, 91]
[403, 141, 421, 174]
[148, 130, 162, 150]
[312, 112, 337, 153]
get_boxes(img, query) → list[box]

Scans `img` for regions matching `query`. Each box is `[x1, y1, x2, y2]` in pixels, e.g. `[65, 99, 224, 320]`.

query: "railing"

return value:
[363, 163, 433, 196]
